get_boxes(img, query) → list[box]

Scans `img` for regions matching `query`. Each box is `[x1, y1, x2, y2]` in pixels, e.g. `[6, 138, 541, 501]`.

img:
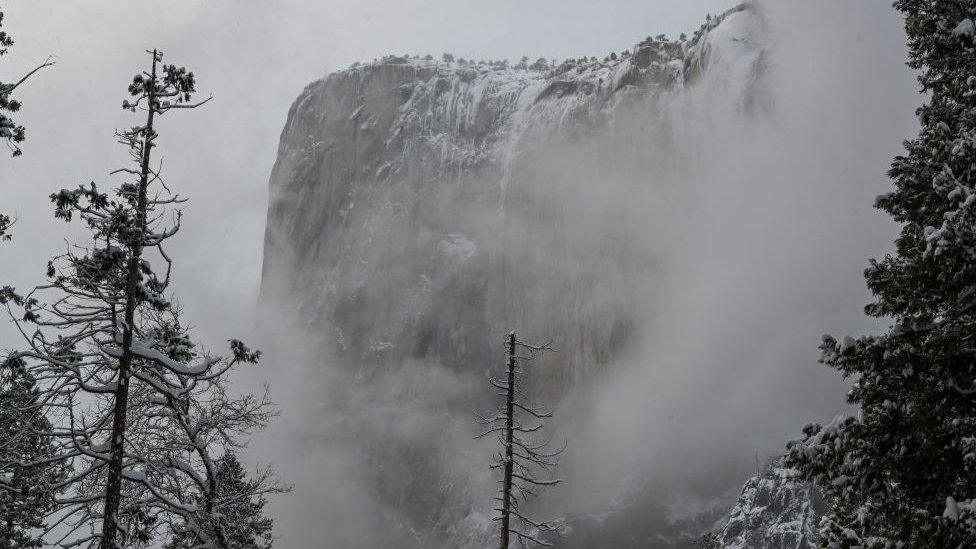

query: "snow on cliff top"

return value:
[287, 2, 764, 180]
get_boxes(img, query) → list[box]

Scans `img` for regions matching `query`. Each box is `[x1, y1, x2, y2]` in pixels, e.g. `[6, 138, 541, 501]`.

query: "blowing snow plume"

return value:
[257, 1, 918, 546]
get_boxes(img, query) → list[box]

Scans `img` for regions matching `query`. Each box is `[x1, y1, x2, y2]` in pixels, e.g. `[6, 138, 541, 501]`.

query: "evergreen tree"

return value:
[1, 49, 283, 548]
[164, 452, 278, 549]
[785, 2, 976, 546]
[0, 6, 52, 157]
[529, 57, 548, 71]
[0, 5, 53, 241]
[0, 356, 69, 548]
[0, 212, 11, 243]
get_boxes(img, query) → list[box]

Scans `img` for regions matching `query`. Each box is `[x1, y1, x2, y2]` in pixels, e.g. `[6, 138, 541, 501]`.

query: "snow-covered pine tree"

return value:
[0, 5, 52, 157]
[0, 49, 283, 548]
[693, 533, 720, 549]
[0, 5, 53, 241]
[125, 321, 287, 548]
[785, 2, 976, 546]
[0, 355, 70, 548]
[0, 211, 10, 243]
[163, 452, 279, 549]
[476, 332, 564, 549]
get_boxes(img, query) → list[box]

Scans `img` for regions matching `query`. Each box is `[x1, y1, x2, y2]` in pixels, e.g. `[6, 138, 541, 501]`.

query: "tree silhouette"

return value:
[2, 49, 283, 548]
[477, 332, 564, 548]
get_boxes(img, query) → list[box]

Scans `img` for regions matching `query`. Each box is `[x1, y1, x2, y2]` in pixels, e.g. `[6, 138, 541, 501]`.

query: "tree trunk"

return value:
[499, 331, 516, 549]
[100, 50, 158, 549]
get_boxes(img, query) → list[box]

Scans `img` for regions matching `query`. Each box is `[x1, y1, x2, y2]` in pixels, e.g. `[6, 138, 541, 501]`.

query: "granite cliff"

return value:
[261, 3, 777, 546]
[262, 2, 766, 400]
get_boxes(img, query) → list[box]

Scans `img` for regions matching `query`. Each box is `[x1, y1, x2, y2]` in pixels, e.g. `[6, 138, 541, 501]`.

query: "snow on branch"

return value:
[477, 331, 564, 548]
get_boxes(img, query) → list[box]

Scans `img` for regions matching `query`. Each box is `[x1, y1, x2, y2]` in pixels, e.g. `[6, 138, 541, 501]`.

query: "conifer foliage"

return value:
[785, 2, 976, 546]
[0, 5, 53, 241]
[164, 452, 277, 549]
[0, 5, 52, 158]
[477, 332, 564, 548]
[0, 212, 11, 243]
[0, 356, 70, 548]
[1, 49, 283, 548]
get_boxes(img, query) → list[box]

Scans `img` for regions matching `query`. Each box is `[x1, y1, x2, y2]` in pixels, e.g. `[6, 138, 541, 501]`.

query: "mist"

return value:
[0, 0, 919, 547]
[557, 0, 918, 520]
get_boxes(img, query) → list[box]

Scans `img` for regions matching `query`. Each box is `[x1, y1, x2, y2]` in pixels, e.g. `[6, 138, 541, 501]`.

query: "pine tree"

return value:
[0, 5, 53, 241]
[477, 332, 564, 548]
[164, 452, 279, 549]
[785, 2, 976, 546]
[0, 6, 52, 157]
[0, 212, 11, 243]
[693, 533, 720, 549]
[0, 356, 70, 548]
[1, 49, 283, 548]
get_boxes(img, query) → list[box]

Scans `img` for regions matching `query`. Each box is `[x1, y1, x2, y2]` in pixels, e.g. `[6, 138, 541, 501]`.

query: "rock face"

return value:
[262, 1, 765, 399]
[261, 2, 771, 546]
[716, 461, 824, 549]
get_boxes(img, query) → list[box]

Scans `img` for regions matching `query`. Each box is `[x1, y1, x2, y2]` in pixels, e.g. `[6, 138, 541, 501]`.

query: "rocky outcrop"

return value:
[716, 461, 824, 549]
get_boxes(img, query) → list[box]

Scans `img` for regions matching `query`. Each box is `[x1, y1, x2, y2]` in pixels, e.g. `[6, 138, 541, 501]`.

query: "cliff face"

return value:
[261, 3, 772, 546]
[262, 3, 765, 396]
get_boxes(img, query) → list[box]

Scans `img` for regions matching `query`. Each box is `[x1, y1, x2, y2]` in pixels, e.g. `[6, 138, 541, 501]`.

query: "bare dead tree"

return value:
[477, 332, 565, 548]
[0, 49, 283, 548]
